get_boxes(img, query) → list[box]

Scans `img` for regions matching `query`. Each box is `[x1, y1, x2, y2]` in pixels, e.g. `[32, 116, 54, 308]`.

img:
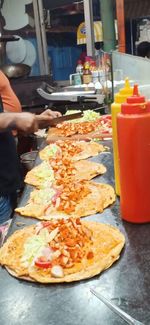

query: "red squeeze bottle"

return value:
[117, 84, 150, 223]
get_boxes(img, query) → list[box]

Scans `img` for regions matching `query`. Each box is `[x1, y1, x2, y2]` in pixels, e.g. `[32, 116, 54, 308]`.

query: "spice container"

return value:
[117, 84, 150, 223]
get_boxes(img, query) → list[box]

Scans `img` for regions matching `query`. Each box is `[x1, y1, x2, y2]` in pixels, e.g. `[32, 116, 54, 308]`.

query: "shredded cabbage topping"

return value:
[65, 109, 100, 123]
[21, 229, 50, 266]
[30, 188, 56, 205]
[46, 144, 60, 157]
[35, 162, 54, 181]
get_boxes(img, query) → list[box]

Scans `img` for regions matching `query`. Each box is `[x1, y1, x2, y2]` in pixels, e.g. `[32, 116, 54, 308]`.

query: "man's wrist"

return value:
[7, 113, 18, 130]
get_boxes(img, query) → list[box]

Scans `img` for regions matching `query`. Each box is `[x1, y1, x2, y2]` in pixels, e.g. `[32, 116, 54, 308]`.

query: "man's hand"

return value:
[36, 109, 62, 129]
[41, 109, 62, 119]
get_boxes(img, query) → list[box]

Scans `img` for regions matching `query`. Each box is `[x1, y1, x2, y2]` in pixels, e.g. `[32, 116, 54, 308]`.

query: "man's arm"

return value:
[0, 112, 38, 133]
[0, 109, 62, 134]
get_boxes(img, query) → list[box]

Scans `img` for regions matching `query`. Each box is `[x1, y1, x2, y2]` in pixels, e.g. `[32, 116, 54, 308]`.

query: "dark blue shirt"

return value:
[0, 100, 21, 195]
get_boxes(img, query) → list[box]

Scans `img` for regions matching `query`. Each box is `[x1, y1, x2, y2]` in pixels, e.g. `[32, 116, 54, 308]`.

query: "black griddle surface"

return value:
[0, 141, 149, 325]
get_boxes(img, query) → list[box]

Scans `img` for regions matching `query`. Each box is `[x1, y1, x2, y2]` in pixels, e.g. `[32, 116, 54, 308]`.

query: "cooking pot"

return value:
[0, 63, 31, 79]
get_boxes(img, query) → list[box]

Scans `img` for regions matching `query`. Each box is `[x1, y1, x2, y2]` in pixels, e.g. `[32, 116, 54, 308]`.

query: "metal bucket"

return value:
[20, 151, 38, 171]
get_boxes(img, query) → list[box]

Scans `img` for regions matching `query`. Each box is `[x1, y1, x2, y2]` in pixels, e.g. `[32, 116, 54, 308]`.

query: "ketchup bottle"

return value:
[117, 84, 150, 223]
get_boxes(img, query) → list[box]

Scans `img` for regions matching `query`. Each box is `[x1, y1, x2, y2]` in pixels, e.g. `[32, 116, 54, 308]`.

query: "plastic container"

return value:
[90, 60, 96, 71]
[76, 60, 83, 74]
[92, 71, 99, 84]
[111, 78, 133, 196]
[117, 84, 150, 223]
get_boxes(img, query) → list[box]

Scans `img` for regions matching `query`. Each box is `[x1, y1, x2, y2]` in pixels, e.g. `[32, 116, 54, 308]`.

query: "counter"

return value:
[0, 141, 149, 325]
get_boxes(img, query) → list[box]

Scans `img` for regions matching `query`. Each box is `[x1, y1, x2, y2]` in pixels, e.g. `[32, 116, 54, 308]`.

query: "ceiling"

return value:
[43, 0, 75, 10]
[124, 0, 150, 19]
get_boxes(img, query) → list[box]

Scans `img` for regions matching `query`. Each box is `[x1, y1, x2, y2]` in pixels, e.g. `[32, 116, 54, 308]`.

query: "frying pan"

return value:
[0, 63, 31, 79]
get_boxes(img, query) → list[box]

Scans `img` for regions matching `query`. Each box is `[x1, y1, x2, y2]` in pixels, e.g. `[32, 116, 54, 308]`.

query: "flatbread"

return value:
[40, 141, 106, 162]
[0, 226, 35, 277]
[24, 161, 55, 188]
[0, 220, 125, 283]
[73, 160, 106, 181]
[24, 160, 106, 188]
[46, 117, 112, 142]
[15, 182, 115, 220]
[73, 141, 106, 161]
[46, 128, 106, 143]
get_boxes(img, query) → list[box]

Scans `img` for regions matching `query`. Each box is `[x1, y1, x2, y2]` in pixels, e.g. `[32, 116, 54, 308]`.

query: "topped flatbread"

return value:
[24, 160, 106, 188]
[15, 181, 115, 220]
[46, 115, 112, 142]
[0, 218, 125, 283]
[39, 140, 106, 162]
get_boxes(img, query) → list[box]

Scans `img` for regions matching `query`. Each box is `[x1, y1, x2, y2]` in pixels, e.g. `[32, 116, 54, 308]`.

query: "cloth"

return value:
[0, 196, 13, 224]
[0, 70, 21, 113]
[0, 192, 17, 224]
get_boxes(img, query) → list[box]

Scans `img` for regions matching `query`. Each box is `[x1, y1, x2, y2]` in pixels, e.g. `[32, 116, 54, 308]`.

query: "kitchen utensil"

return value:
[0, 63, 31, 78]
[35, 111, 84, 127]
[90, 288, 144, 325]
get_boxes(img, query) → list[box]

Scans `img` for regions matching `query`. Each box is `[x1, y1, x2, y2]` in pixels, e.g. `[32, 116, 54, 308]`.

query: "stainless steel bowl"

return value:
[20, 151, 38, 171]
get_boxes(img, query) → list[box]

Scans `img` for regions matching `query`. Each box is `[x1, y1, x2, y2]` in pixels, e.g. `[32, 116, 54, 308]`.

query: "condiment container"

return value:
[111, 79, 133, 195]
[82, 60, 92, 84]
[92, 70, 99, 84]
[76, 60, 83, 74]
[117, 84, 150, 223]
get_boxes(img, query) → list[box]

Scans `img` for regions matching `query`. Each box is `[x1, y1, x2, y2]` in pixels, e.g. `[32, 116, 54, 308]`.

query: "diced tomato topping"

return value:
[42, 221, 52, 228]
[51, 190, 62, 205]
[100, 115, 111, 121]
[87, 251, 94, 259]
[35, 257, 52, 269]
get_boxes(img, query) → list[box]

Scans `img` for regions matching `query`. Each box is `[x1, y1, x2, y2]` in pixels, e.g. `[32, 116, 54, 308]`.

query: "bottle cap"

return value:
[126, 84, 145, 103]
[114, 78, 133, 104]
[85, 56, 92, 62]
[90, 60, 96, 66]
[121, 84, 149, 114]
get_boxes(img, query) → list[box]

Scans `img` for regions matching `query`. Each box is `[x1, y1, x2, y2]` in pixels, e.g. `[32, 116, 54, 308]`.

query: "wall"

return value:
[47, 33, 83, 80]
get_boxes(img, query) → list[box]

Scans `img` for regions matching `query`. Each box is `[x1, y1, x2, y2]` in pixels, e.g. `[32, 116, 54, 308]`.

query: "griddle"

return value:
[0, 141, 149, 325]
[37, 82, 105, 104]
